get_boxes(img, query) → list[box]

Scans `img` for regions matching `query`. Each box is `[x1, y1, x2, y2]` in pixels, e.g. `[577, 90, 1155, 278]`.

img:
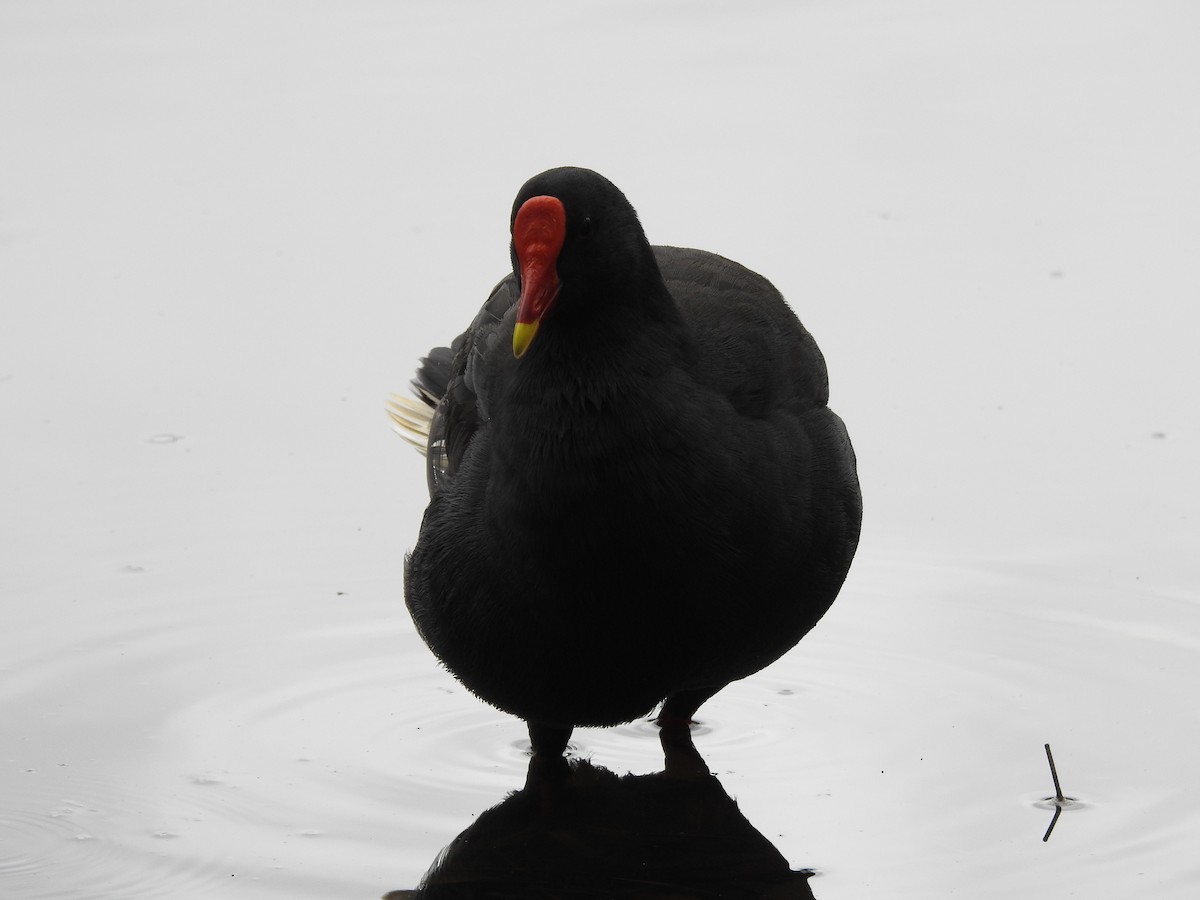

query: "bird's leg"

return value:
[656, 687, 720, 778]
[655, 686, 721, 728]
[524, 720, 572, 787]
[527, 720, 573, 757]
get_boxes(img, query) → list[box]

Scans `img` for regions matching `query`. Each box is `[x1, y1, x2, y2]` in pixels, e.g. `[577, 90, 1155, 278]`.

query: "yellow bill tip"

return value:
[513, 320, 539, 358]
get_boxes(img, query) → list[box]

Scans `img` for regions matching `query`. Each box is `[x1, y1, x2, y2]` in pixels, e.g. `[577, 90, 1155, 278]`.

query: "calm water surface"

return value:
[3, 546, 1198, 898]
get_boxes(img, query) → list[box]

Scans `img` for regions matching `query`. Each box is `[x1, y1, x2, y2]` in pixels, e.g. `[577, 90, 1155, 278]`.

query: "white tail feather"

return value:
[387, 393, 433, 456]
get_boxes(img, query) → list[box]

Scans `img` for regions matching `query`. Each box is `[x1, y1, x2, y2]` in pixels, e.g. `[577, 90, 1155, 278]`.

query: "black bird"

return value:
[391, 167, 861, 760]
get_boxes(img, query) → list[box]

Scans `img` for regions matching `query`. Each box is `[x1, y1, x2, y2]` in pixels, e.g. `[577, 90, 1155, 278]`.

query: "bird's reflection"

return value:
[385, 726, 817, 899]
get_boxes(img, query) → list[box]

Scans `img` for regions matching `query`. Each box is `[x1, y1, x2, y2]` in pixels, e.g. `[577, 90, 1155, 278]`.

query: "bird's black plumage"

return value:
[403, 167, 861, 754]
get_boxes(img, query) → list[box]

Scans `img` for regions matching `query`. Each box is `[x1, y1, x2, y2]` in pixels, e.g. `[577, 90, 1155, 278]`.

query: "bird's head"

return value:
[508, 167, 654, 358]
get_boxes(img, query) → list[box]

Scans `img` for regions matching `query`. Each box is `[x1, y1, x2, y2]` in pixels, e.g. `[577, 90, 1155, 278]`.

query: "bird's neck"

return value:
[488, 297, 693, 510]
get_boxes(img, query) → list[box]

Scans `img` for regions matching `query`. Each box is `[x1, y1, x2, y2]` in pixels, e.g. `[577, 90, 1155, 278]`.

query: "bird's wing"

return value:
[412, 344, 457, 407]
[654, 246, 830, 413]
[416, 275, 517, 495]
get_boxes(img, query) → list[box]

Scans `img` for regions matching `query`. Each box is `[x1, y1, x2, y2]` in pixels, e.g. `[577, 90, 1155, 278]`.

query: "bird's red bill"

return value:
[512, 195, 566, 357]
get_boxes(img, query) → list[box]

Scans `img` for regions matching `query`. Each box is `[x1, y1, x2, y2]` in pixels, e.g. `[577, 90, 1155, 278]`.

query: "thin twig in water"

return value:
[1042, 743, 1065, 842]
[1045, 743, 1064, 802]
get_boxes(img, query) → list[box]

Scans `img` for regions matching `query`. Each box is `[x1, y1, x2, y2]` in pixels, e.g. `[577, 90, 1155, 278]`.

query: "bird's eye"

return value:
[578, 217, 593, 239]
